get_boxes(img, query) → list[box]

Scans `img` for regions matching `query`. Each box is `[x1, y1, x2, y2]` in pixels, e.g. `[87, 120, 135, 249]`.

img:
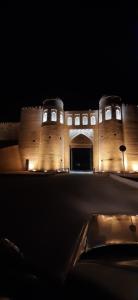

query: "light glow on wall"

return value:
[99, 109, 102, 123]
[105, 106, 112, 120]
[60, 112, 64, 124]
[51, 110, 57, 122]
[75, 115, 80, 126]
[116, 107, 121, 120]
[132, 163, 138, 172]
[28, 160, 35, 171]
[124, 156, 128, 171]
[90, 115, 96, 125]
[43, 110, 48, 122]
[67, 116, 72, 125]
[82, 115, 88, 125]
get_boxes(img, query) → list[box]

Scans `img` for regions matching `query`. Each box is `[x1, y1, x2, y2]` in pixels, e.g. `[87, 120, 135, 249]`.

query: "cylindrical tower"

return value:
[99, 95, 124, 172]
[19, 106, 43, 170]
[122, 104, 138, 172]
[39, 98, 64, 171]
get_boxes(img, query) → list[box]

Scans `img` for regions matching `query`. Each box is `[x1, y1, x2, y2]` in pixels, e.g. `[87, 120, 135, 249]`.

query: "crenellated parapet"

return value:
[0, 122, 20, 126]
[21, 106, 42, 111]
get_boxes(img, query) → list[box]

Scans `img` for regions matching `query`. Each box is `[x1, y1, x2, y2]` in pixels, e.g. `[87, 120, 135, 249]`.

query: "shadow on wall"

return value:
[0, 145, 22, 171]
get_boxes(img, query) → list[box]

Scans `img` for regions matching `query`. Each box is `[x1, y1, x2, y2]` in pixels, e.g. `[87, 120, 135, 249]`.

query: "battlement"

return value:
[65, 109, 98, 114]
[0, 122, 20, 128]
[123, 103, 138, 107]
[22, 106, 42, 111]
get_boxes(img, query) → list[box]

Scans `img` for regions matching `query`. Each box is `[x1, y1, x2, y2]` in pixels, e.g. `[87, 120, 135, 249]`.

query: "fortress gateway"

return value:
[0, 96, 138, 172]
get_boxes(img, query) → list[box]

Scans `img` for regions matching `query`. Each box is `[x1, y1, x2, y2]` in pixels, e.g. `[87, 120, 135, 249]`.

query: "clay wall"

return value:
[0, 145, 22, 171]
[0, 123, 20, 140]
[19, 106, 43, 170]
[122, 104, 138, 172]
[99, 96, 124, 171]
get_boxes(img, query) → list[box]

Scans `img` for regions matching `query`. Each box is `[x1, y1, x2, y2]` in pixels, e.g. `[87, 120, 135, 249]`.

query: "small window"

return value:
[67, 116, 72, 126]
[105, 106, 112, 120]
[75, 115, 80, 126]
[99, 109, 102, 123]
[51, 110, 57, 122]
[43, 110, 48, 122]
[60, 112, 64, 124]
[91, 115, 96, 125]
[116, 107, 121, 120]
[82, 115, 88, 125]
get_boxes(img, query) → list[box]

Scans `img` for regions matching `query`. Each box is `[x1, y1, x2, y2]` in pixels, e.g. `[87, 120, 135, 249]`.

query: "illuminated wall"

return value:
[65, 110, 98, 171]
[39, 99, 64, 171]
[0, 145, 22, 171]
[0, 97, 138, 172]
[122, 104, 138, 172]
[0, 123, 20, 141]
[98, 96, 124, 172]
[19, 106, 43, 170]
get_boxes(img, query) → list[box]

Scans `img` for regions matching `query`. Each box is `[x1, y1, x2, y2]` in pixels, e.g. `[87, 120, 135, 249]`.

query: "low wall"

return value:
[0, 145, 22, 171]
[110, 174, 138, 189]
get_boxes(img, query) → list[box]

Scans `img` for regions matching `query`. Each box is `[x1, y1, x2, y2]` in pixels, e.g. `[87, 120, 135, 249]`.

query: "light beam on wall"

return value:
[132, 163, 138, 172]
[69, 129, 93, 140]
[28, 160, 35, 171]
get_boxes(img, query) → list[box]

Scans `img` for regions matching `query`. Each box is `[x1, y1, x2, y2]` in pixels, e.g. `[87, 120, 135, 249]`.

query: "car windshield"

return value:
[71, 214, 138, 267]
[86, 215, 138, 249]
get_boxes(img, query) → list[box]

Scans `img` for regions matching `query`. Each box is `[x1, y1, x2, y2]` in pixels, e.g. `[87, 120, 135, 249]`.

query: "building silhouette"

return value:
[0, 96, 138, 172]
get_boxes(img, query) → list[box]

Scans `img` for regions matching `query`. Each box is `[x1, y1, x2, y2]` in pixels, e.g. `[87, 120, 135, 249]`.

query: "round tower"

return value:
[39, 98, 64, 171]
[19, 106, 43, 170]
[99, 95, 124, 172]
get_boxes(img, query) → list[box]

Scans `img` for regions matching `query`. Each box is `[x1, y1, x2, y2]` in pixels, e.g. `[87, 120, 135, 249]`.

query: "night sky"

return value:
[0, 2, 138, 121]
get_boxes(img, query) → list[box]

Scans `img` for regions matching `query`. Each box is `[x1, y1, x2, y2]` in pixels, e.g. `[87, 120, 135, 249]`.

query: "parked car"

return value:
[1, 215, 138, 300]
[64, 214, 138, 300]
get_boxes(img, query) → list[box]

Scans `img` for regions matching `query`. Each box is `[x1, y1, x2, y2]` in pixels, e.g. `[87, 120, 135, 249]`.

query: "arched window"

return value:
[116, 107, 121, 120]
[51, 110, 57, 122]
[43, 110, 48, 122]
[67, 116, 72, 125]
[75, 115, 80, 126]
[105, 106, 112, 120]
[91, 115, 96, 125]
[60, 112, 64, 124]
[82, 115, 88, 125]
[99, 109, 102, 123]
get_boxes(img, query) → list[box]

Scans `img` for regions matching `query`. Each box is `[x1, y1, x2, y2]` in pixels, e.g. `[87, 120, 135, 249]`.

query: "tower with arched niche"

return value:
[98, 96, 124, 172]
[39, 98, 65, 171]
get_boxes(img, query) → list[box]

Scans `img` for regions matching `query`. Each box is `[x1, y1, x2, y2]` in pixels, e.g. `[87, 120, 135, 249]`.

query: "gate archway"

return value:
[70, 134, 93, 171]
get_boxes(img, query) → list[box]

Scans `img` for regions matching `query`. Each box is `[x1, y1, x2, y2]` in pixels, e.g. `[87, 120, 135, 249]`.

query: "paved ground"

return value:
[0, 173, 138, 280]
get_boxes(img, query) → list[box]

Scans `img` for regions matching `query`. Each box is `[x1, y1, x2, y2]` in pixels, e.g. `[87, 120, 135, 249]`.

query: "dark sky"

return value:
[0, 2, 138, 121]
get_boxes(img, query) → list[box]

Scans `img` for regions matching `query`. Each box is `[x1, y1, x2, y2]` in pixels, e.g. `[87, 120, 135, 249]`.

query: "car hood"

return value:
[69, 260, 138, 300]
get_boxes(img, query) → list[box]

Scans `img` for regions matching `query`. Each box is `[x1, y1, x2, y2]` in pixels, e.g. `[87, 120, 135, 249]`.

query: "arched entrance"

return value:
[70, 134, 93, 171]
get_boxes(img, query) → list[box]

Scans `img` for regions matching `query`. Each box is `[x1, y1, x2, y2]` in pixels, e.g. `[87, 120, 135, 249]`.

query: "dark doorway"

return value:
[25, 159, 29, 171]
[70, 148, 92, 171]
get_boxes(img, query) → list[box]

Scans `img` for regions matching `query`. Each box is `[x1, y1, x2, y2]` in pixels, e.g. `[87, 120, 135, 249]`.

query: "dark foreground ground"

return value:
[0, 173, 138, 298]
